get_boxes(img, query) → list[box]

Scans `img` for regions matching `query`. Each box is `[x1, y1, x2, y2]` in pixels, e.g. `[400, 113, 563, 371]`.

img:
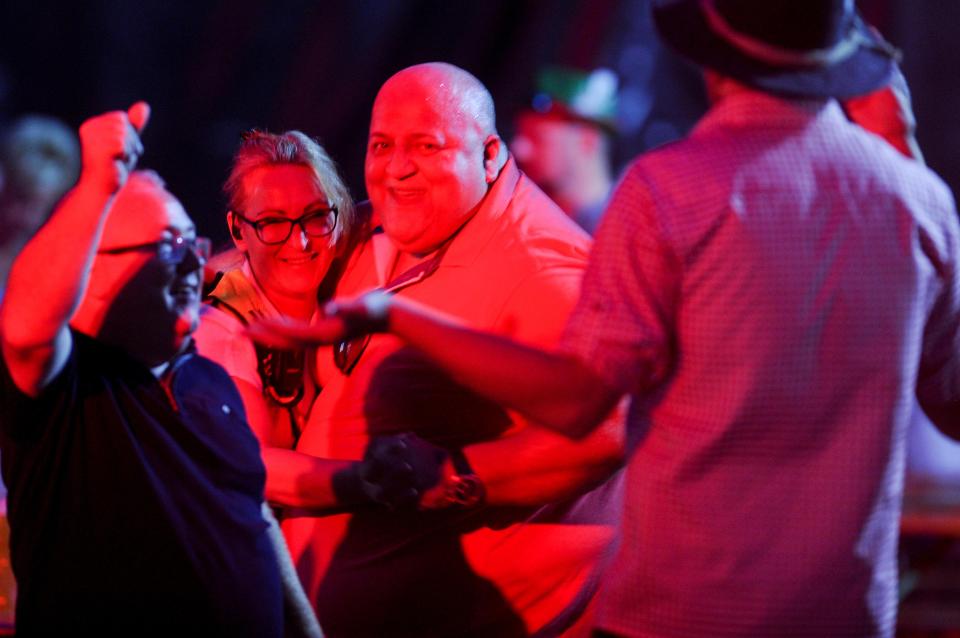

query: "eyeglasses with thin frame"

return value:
[98, 234, 212, 266]
[233, 204, 338, 245]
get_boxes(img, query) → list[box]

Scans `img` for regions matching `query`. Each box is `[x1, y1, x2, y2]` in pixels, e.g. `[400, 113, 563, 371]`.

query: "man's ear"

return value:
[483, 135, 507, 183]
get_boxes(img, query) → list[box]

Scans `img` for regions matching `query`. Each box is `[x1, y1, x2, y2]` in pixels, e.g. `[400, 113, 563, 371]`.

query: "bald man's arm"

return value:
[0, 103, 148, 397]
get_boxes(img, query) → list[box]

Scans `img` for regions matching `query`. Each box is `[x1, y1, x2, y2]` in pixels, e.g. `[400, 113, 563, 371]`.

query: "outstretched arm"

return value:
[248, 295, 623, 440]
[388, 296, 623, 439]
[451, 406, 626, 507]
[0, 102, 149, 397]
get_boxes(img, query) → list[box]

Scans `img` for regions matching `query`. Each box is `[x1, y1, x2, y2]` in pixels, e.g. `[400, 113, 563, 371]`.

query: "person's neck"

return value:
[84, 325, 188, 378]
[263, 288, 318, 321]
[246, 266, 318, 320]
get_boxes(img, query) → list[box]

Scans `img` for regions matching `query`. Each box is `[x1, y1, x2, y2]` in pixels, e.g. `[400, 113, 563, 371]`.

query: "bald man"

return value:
[0, 106, 292, 636]
[271, 63, 624, 636]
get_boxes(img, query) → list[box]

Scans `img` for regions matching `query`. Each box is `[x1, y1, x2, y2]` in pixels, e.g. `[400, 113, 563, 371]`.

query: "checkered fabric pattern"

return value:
[562, 88, 960, 637]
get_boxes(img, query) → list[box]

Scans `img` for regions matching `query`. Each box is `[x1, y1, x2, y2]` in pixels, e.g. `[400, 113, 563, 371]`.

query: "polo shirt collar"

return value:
[441, 154, 521, 268]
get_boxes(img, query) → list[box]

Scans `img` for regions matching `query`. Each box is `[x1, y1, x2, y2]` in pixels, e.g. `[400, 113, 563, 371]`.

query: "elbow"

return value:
[540, 357, 625, 441]
[0, 299, 62, 354]
[550, 395, 624, 442]
[923, 400, 960, 441]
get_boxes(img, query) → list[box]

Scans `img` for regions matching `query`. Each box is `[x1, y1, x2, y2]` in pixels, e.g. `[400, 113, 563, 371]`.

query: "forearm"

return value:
[1, 178, 114, 349]
[262, 448, 352, 511]
[388, 297, 619, 437]
[464, 413, 625, 506]
[227, 381, 348, 510]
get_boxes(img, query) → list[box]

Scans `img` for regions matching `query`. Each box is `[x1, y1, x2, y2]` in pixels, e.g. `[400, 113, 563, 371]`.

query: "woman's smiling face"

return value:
[232, 163, 337, 311]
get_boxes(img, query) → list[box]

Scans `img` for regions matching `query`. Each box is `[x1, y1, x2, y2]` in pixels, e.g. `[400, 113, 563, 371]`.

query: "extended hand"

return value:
[332, 433, 448, 510]
[246, 291, 393, 349]
[78, 101, 150, 195]
[246, 315, 348, 350]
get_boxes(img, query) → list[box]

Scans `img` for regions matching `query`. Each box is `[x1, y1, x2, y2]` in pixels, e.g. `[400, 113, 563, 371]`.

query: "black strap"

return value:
[332, 234, 454, 375]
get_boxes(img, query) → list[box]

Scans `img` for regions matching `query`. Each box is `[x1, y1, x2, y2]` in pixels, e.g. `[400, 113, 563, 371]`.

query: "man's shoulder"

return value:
[495, 176, 592, 266]
[175, 351, 244, 399]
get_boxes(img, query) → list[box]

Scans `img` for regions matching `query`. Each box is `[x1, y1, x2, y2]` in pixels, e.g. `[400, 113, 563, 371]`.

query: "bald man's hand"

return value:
[78, 101, 151, 195]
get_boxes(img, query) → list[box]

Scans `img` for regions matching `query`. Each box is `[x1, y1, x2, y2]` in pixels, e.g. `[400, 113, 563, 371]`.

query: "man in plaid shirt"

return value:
[251, 1, 960, 636]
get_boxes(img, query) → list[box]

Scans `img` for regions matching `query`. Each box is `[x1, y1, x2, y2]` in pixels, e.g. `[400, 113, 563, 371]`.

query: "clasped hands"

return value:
[332, 432, 456, 511]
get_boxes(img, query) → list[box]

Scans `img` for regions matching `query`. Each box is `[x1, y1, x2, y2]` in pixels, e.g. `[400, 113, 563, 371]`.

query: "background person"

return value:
[0, 113, 81, 628]
[0, 114, 80, 294]
[511, 66, 618, 234]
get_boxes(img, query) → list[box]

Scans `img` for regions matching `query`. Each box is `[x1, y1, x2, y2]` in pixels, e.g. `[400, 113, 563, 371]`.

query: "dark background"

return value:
[1, 0, 955, 247]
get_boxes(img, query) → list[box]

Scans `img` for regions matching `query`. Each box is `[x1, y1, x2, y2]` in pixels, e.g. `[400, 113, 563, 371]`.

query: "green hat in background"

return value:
[527, 66, 619, 132]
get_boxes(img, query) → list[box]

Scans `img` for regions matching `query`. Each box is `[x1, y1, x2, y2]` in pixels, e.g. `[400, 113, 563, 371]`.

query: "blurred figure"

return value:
[511, 67, 618, 234]
[0, 113, 79, 631]
[0, 115, 80, 293]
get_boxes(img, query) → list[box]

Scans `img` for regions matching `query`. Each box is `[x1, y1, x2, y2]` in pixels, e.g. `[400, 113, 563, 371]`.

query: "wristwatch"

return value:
[442, 450, 486, 508]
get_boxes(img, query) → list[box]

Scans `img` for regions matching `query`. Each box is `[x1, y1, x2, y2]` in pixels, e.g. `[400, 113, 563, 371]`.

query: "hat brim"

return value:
[653, 0, 896, 99]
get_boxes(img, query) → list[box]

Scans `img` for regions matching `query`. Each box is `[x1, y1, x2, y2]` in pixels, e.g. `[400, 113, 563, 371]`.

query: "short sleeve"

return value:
[0, 332, 80, 443]
[192, 305, 263, 392]
[560, 164, 681, 394]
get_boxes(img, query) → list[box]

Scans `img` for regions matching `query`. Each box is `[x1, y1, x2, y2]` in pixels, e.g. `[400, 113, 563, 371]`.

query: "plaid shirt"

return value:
[562, 87, 960, 637]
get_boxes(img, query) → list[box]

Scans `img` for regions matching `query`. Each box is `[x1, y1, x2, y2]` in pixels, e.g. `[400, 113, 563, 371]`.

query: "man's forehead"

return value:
[371, 92, 476, 142]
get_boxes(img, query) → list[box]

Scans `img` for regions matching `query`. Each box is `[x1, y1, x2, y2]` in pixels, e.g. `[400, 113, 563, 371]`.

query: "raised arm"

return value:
[0, 103, 149, 396]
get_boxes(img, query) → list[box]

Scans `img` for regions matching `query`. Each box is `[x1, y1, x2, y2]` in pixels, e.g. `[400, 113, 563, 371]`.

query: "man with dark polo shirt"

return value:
[0, 103, 305, 636]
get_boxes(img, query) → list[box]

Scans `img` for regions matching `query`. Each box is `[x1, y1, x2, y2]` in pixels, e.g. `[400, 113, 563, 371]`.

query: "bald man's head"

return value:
[376, 62, 499, 141]
[365, 63, 507, 255]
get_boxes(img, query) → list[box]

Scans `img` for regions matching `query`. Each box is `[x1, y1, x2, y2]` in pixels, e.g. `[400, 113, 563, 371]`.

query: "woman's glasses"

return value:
[234, 205, 338, 245]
